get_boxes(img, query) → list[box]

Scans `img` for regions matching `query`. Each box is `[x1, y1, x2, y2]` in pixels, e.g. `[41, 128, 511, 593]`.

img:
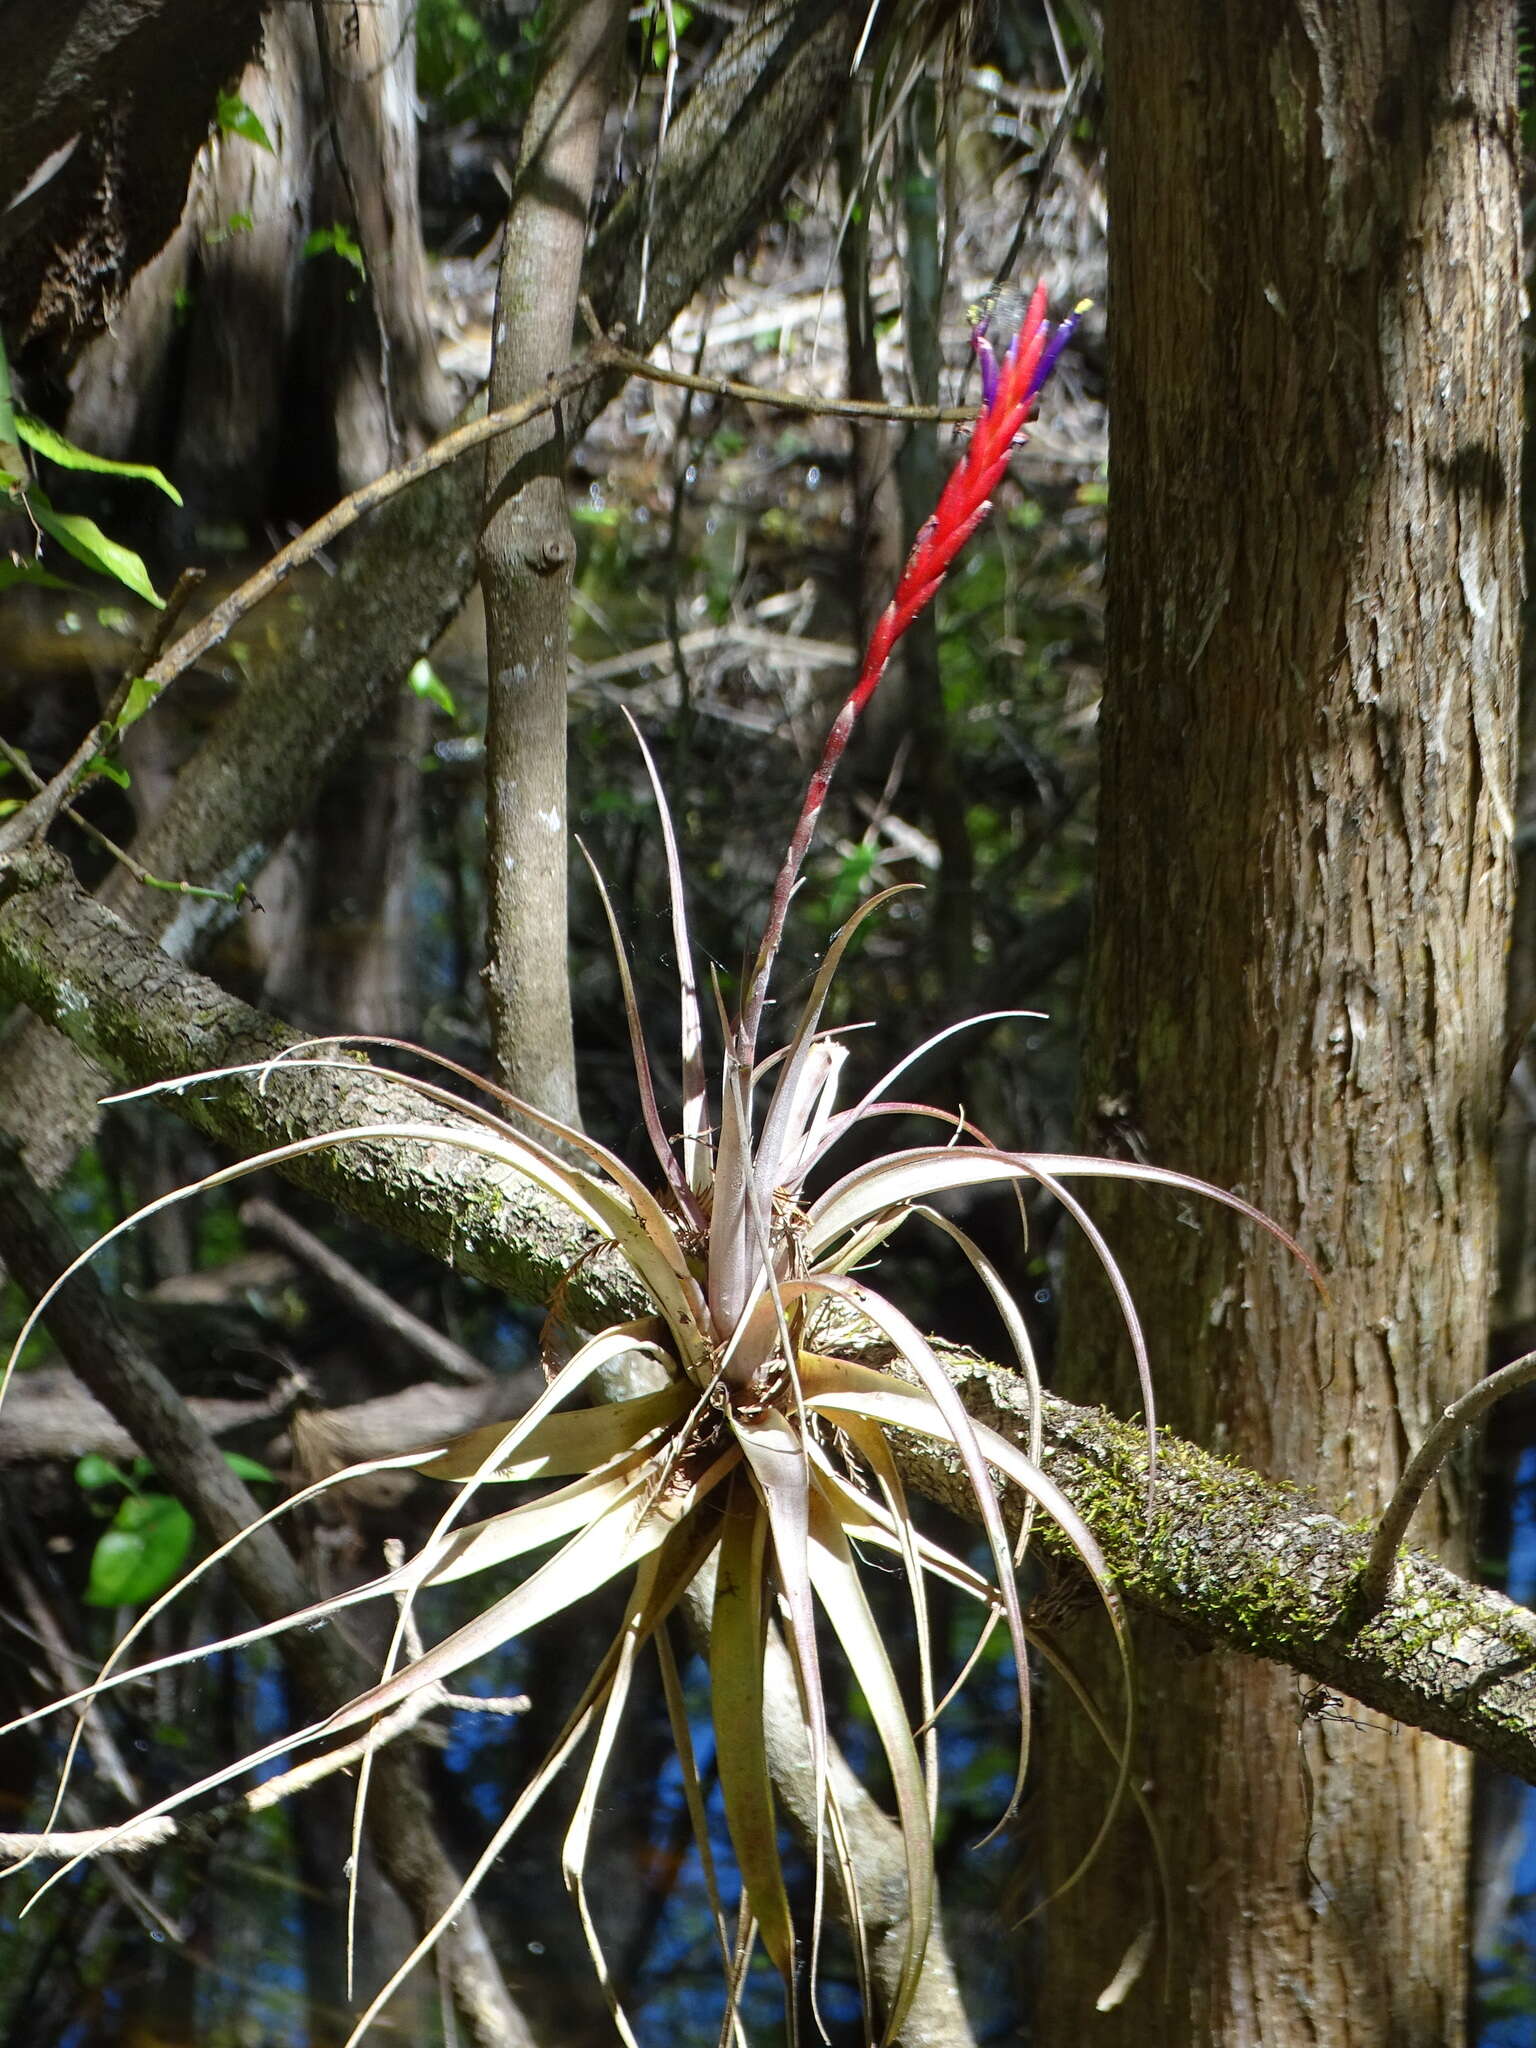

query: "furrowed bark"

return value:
[1043, 6, 1520, 2043]
[478, 0, 624, 1128]
[0, 0, 267, 365]
[1, 848, 1534, 1786]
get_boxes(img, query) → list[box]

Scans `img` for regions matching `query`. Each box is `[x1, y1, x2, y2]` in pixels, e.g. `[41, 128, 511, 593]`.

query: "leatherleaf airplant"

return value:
[1, 287, 1294, 2045]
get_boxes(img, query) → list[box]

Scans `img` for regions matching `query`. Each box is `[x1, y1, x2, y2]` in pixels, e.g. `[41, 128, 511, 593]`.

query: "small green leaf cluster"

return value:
[2, 328, 181, 606]
[74, 1450, 273, 1607]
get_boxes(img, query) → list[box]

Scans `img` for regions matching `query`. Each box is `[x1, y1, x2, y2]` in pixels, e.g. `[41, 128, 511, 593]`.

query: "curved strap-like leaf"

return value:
[799, 1349, 1135, 1833]
[325, 1445, 737, 1741]
[624, 711, 713, 1202]
[581, 839, 705, 1228]
[416, 1375, 687, 1483]
[564, 1514, 725, 2048]
[711, 1471, 795, 1983]
[805, 1489, 934, 2044]
[788, 1278, 1036, 1825]
[809, 1143, 1310, 1276]
[752, 883, 915, 1201]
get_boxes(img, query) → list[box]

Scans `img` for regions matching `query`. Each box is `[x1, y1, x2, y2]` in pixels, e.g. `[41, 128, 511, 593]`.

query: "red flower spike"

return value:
[738, 283, 1086, 1059]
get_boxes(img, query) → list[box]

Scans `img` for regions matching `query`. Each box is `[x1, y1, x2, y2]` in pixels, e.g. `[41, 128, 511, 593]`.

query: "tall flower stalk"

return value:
[0, 289, 1294, 2047]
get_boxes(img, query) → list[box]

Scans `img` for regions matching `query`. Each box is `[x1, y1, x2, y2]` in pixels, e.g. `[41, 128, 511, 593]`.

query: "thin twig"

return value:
[0, 737, 245, 906]
[134, 349, 624, 701]
[241, 1196, 491, 1386]
[20, 350, 977, 755]
[0, 1685, 440, 1862]
[610, 345, 977, 423]
[2, 1533, 140, 1807]
[1359, 1348, 1536, 1611]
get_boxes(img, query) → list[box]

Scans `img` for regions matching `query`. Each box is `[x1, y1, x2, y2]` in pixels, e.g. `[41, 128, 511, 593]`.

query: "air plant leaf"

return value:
[806, 1489, 935, 2041]
[711, 1473, 796, 1982]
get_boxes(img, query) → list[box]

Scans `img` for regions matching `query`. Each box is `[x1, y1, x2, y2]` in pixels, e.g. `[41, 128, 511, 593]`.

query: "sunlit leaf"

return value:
[117, 675, 163, 732]
[84, 1493, 194, 1607]
[222, 1450, 275, 1483]
[216, 91, 276, 154]
[407, 657, 457, 716]
[418, 1377, 686, 1482]
[711, 1474, 795, 1981]
[73, 1452, 132, 1492]
[304, 223, 367, 278]
[807, 1490, 933, 2042]
[15, 414, 182, 502]
[27, 488, 162, 605]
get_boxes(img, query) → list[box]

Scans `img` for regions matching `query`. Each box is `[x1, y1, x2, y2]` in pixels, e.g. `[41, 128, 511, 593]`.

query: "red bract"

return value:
[739, 281, 1086, 1056]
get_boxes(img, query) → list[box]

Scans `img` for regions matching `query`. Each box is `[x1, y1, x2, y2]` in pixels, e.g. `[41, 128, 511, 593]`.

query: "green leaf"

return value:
[28, 489, 163, 606]
[208, 211, 255, 246]
[216, 92, 275, 155]
[15, 415, 183, 504]
[407, 658, 457, 718]
[74, 1452, 133, 1493]
[118, 676, 161, 732]
[222, 1450, 275, 1483]
[303, 223, 367, 279]
[0, 556, 73, 593]
[0, 331, 25, 494]
[85, 754, 132, 790]
[84, 1493, 195, 1606]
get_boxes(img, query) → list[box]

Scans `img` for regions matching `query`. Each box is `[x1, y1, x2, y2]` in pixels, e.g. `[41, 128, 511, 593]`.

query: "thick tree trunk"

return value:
[253, 688, 429, 1037]
[1040, 6, 1519, 2045]
[478, 0, 625, 1128]
[66, 0, 455, 529]
[0, 0, 266, 367]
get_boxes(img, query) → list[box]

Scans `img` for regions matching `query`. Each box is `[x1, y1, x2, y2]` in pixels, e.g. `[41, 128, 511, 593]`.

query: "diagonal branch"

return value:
[0, 845, 1534, 1782]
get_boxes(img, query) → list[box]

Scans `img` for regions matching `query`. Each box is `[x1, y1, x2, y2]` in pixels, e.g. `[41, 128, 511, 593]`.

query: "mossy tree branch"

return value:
[0, 847, 1533, 1782]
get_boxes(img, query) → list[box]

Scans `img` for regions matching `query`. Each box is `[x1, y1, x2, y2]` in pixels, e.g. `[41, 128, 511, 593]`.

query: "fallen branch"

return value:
[0, 1363, 289, 1464]
[239, 1195, 492, 1387]
[0, 847, 1533, 1782]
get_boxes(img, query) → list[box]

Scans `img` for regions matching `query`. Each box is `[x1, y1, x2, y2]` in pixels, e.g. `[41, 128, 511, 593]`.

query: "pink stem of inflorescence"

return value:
[738, 283, 1087, 1061]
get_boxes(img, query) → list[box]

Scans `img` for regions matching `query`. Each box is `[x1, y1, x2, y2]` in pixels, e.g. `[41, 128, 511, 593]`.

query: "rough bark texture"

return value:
[0, 438, 483, 1185]
[0, 0, 266, 367]
[478, 0, 624, 1127]
[4, 850, 1536, 1789]
[253, 687, 430, 1037]
[1041, 7, 1520, 2044]
[65, 0, 455, 527]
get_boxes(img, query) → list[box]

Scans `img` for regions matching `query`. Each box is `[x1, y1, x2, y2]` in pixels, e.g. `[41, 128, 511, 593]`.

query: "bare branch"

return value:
[240, 1195, 491, 1387]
